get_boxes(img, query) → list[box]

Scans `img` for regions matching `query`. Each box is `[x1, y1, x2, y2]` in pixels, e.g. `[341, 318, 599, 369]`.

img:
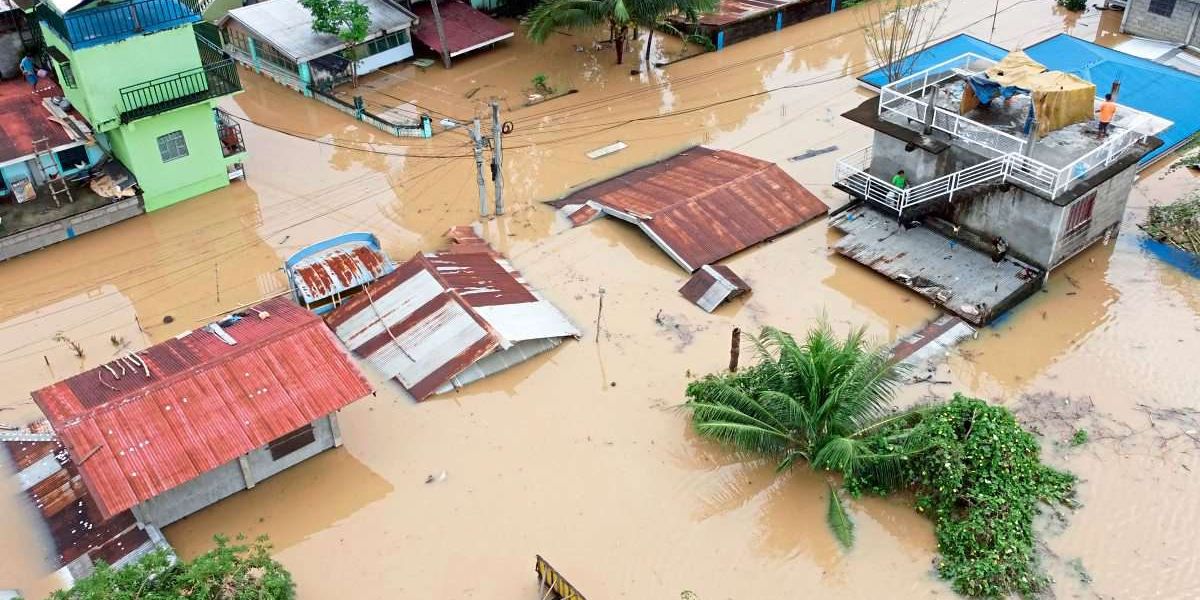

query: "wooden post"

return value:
[429, 0, 452, 70]
[729, 327, 741, 372]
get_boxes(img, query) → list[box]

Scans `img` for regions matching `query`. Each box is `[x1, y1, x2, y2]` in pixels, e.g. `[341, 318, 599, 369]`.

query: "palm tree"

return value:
[684, 323, 924, 548]
[524, 0, 714, 65]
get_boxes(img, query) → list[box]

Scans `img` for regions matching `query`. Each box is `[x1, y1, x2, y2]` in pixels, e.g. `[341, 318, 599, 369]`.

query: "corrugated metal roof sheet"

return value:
[679, 264, 751, 312]
[1, 421, 160, 571]
[30, 297, 373, 520]
[326, 230, 579, 400]
[552, 147, 828, 272]
[222, 0, 415, 63]
[286, 233, 394, 307]
[410, 0, 513, 58]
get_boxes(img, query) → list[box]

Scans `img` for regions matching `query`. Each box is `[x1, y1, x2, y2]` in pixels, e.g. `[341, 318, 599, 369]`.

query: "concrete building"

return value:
[219, 0, 416, 93]
[831, 51, 1167, 324]
[36, 0, 247, 211]
[5, 297, 373, 585]
[1121, 0, 1200, 48]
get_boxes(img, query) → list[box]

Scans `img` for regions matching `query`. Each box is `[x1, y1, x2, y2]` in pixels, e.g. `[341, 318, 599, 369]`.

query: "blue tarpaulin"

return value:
[966, 74, 1028, 105]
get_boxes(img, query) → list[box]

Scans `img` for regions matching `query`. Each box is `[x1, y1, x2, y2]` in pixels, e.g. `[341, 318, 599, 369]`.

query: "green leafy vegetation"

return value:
[1141, 193, 1200, 256]
[1071, 428, 1089, 446]
[524, 0, 717, 64]
[684, 324, 1076, 598]
[1057, 0, 1086, 11]
[300, 0, 370, 84]
[532, 73, 555, 95]
[48, 535, 294, 600]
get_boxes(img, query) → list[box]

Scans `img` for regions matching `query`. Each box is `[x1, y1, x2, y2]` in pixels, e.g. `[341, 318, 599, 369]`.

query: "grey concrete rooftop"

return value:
[830, 206, 1041, 325]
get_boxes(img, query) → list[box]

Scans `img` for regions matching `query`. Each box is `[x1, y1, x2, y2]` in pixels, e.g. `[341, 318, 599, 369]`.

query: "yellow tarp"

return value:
[960, 51, 1096, 137]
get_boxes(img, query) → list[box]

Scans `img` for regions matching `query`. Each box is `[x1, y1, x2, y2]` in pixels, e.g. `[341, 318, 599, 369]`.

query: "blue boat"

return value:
[284, 232, 396, 314]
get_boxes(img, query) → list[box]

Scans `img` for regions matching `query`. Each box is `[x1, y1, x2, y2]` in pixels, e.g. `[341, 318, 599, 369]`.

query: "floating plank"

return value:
[586, 141, 627, 159]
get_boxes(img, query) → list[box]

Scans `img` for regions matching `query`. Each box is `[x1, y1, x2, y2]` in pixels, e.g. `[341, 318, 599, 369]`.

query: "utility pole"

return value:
[490, 100, 504, 215]
[990, 0, 999, 42]
[471, 117, 488, 217]
[429, 0, 452, 70]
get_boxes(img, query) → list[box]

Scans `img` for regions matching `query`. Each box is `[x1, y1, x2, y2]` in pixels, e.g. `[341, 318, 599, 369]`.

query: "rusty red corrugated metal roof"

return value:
[29, 297, 373, 520]
[679, 264, 751, 312]
[2, 420, 155, 569]
[286, 233, 395, 308]
[552, 147, 828, 272]
[326, 231, 578, 400]
[687, 0, 791, 26]
[410, 0, 514, 57]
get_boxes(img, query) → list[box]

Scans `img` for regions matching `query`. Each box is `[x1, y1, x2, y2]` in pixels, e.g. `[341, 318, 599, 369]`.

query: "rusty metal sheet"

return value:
[552, 147, 828, 272]
[29, 298, 374, 520]
[326, 232, 579, 400]
[679, 264, 751, 312]
[286, 234, 394, 307]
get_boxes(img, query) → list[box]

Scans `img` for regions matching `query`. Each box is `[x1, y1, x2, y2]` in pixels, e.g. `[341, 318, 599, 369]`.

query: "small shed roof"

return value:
[286, 232, 395, 307]
[326, 229, 578, 400]
[410, 0, 512, 57]
[552, 147, 828, 272]
[30, 297, 373, 520]
[222, 0, 415, 63]
[679, 264, 750, 312]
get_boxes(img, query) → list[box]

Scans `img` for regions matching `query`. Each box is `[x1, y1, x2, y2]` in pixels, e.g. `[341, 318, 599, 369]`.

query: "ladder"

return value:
[32, 138, 72, 207]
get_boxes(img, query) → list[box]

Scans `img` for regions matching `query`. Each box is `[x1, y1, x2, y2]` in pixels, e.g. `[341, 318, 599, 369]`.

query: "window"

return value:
[364, 31, 410, 57]
[268, 423, 316, 460]
[56, 145, 89, 172]
[1148, 0, 1176, 17]
[47, 47, 75, 88]
[1064, 192, 1096, 234]
[157, 131, 188, 163]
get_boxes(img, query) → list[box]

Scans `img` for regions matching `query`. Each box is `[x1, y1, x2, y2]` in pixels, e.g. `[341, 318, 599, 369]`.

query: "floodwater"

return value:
[2, 1, 1199, 598]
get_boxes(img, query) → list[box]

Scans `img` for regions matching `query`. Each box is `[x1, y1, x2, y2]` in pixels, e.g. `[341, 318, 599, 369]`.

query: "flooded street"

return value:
[3, 0, 1200, 597]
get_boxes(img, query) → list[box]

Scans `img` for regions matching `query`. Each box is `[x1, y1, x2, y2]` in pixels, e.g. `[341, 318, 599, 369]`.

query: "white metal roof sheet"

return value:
[224, 0, 414, 63]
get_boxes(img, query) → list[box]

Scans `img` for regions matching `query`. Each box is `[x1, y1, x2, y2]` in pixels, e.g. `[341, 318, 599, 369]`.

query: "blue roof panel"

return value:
[857, 34, 1008, 89]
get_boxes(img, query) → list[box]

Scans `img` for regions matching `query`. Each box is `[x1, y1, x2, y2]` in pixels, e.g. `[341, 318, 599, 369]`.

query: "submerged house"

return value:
[5, 297, 372, 585]
[1120, 0, 1200, 48]
[220, 0, 416, 92]
[36, 0, 248, 211]
[832, 50, 1168, 324]
[326, 227, 579, 401]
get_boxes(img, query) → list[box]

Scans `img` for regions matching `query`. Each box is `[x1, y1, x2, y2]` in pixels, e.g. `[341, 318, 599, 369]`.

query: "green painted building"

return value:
[36, 0, 246, 211]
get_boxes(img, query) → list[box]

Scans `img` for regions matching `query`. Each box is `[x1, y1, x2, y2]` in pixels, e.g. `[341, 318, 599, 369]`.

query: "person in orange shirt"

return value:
[1096, 94, 1117, 137]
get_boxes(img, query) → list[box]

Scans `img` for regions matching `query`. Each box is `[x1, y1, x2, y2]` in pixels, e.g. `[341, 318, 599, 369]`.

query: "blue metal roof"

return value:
[859, 33, 1200, 165]
[1024, 34, 1200, 165]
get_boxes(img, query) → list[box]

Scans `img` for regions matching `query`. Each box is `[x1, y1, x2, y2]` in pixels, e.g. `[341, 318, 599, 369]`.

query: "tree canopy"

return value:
[524, 0, 715, 64]
[300, 0, 371, 45]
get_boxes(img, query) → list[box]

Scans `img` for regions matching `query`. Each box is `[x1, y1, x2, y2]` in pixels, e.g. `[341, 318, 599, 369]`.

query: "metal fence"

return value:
[37, 0, 199, 49]
[119, 59, 241, 123]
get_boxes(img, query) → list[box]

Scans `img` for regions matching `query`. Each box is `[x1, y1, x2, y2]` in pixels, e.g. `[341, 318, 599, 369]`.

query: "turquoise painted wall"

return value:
[107, 101, 229, 211]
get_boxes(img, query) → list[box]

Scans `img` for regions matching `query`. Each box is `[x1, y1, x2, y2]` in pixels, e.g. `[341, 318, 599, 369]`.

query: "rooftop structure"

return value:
[409, 0, 512, 58]
[31, 297, 372, 521]
[553, 147, 828, 272]
[222, 0, 414, 66]
[285, 231, 396, 314]
[669, 0, 836, 50]
[0, 77, 86, 166]
[679, 264, 750, 313]
[2, 420, 168, 586]
[326, 228, 579, 401]
[833, 48, 1167, 323]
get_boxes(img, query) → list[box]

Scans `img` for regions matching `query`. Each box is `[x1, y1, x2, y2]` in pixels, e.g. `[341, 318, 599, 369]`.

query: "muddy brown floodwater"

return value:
[2, 1, 1200, 598]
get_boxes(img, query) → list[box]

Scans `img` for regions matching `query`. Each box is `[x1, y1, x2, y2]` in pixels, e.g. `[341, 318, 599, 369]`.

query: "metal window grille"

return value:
[157, 130, 189, 162]
[1148, 0, 1176, 17]
[1064, 192, 1096, 234]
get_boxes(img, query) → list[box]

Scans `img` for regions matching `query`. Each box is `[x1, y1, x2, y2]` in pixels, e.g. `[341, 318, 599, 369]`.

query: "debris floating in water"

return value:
[586, 141, 628, 159]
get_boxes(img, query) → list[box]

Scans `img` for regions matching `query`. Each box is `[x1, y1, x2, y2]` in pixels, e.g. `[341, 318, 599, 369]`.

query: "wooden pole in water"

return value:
[594, 288, 605, 344]
[729, 327, 741, 372]
[429, 0, 452, 70]
[472, 117, 488, 217]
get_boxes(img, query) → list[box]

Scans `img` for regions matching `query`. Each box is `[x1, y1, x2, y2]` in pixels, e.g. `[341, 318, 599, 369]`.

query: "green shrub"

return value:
[49, 534, 294, 600]
[1057, 0, 1086, 10]
[848, 395, 1076, 597]
[1070, 428, 1089, 446]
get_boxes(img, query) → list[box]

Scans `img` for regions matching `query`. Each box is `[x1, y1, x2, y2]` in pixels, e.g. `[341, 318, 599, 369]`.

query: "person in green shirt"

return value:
[891, 169, 908, 189]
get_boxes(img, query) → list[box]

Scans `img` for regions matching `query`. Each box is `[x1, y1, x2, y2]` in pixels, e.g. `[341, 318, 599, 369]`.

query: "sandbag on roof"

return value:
[961, 51, 1096, 137]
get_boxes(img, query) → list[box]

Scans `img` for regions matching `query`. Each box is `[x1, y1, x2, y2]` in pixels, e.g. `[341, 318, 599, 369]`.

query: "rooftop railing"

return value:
[118, 56, 240, 123]
[37, 0, 200, 50]
[873, 52, 1150, 200]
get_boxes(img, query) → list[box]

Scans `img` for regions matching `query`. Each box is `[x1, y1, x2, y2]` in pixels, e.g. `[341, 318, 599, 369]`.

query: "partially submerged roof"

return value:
[679, 264, 750, 312]
[222, 0, 415, 63]
[326, 228, 579, 400]
[30, 297, 373, 520]
[678, 0, 789, 27]
[2, 421, 164, 580]
[552, 147, 828, 272]
[285, 232, 395, 307]
[410, 0, 512, 58]
[0, 77, 88, 167]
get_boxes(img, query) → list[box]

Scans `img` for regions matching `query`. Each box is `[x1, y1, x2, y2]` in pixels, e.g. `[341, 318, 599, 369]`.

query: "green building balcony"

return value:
[118, 57, 241, 123]
[36, 0, 201, 50]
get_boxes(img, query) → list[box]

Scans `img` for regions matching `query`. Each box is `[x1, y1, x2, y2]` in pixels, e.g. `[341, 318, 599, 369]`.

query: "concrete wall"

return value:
[951, 186, 1064, 268]
[0, 196, 144, 262]
[1049, 161, 1137, 267]
[134, 415, 339, 527]
[1122, 0, 1200, 46]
